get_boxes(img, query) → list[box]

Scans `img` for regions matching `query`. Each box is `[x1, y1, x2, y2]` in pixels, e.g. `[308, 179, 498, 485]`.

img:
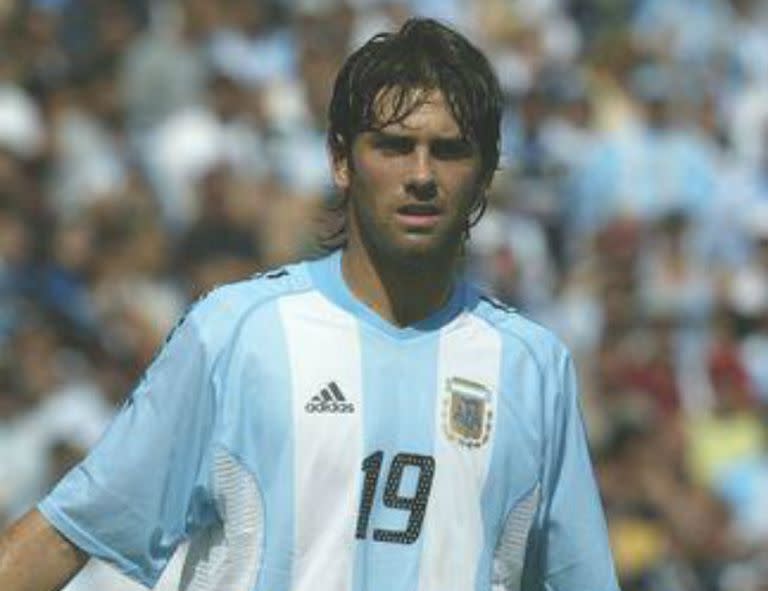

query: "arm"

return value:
[524, 351, 620, 590]
[0, 509, 88, 591]
[36, 307, 218, 587]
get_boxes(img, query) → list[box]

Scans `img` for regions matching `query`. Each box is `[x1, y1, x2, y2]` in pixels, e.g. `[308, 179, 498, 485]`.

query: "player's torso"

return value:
[190, 289, 545, 591]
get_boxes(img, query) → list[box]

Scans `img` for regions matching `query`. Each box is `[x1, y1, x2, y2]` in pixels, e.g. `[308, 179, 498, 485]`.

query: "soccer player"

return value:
[0, 18, 619, 591]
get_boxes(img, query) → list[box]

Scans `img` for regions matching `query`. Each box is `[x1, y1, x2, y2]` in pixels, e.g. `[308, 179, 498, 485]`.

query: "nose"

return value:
[404, 147, 437, 200]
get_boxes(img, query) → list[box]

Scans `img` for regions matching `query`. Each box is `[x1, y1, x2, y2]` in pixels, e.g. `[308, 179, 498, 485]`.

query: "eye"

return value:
[431, 138, 475, 160]
[373, 135, 413, 155]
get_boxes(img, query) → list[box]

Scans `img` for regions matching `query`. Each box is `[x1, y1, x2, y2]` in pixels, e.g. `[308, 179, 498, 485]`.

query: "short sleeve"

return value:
[525, 352, 620, 591]
[38, 311, 219, 588]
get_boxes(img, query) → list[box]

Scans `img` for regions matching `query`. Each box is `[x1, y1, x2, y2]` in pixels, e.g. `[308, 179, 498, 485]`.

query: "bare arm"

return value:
[0, 509, 88, 591]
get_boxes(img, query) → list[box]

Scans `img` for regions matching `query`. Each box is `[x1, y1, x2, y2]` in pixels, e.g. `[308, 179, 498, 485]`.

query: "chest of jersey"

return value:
[212, 291, 543, 591]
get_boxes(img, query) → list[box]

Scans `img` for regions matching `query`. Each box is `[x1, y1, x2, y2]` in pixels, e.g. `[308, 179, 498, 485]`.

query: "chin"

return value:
[353, 211, 463, 271]
[384, 235, 460, 271]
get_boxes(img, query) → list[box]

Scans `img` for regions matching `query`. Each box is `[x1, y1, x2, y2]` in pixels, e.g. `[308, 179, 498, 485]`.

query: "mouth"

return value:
[395, 204, 443, 229]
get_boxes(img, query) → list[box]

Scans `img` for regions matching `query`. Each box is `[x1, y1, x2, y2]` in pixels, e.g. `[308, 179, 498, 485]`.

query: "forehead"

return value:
[372, 89, 462, 137]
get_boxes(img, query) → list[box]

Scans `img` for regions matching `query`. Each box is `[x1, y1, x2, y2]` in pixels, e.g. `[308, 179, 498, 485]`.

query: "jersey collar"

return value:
[307, 249, 469, 340]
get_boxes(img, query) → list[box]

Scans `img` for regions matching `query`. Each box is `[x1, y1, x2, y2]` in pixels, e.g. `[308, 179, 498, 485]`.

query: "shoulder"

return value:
[179, 259, 315, 352]
[195, 261, 312, 315]
[466, 286, 580, 422]
[467, 284, 571, 374]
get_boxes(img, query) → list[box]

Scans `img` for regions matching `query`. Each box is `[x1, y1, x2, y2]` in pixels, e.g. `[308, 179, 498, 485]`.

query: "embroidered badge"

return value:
[442, 377, 493, 448]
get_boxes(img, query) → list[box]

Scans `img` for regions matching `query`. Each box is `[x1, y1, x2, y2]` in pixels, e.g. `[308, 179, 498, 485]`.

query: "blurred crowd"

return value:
[1, 0, 768, 589]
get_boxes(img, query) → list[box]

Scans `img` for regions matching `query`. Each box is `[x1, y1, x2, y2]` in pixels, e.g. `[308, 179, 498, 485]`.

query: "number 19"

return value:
[355, 451, 436, 545]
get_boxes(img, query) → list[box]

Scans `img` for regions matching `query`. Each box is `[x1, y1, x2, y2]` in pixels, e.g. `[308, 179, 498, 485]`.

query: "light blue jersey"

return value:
[39, 251, 619, 591]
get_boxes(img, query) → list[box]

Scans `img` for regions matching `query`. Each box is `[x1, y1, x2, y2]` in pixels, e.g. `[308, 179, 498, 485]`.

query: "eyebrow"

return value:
[368, 131, 474, 149]
[369, 130, 466, 140]
[431, 136, 473, 148]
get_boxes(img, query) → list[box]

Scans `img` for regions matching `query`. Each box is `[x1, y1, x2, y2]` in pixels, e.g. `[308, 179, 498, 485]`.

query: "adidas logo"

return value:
[305, 382, 355, 414]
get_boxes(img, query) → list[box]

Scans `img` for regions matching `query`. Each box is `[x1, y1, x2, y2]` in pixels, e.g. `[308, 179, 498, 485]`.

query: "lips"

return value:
[395, 203, 442, 228]
[397, 204, 440, 215]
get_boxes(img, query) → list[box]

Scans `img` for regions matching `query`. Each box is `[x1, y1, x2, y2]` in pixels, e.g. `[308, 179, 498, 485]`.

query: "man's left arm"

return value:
[526, 352, 620, 591]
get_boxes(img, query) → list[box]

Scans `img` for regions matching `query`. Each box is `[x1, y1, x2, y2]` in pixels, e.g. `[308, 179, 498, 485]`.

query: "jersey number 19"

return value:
[354, 451, 436, 545]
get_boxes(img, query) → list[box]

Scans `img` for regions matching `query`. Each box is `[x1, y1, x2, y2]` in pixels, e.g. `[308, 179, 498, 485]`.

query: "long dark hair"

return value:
[322, 18, 502, 249]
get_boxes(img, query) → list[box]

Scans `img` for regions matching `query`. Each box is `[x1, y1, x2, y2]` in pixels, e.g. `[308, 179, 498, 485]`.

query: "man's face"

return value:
[332, 90, 486, 268]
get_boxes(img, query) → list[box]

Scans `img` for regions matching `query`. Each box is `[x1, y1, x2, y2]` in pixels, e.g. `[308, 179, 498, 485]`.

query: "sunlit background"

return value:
[1, 0, 768, 589]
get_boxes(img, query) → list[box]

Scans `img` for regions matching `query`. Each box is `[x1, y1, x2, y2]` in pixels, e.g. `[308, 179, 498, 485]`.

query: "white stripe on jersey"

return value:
[417, 314, 502, 591]
[180, 449, 264, 591]
[279, 292, 363, 591]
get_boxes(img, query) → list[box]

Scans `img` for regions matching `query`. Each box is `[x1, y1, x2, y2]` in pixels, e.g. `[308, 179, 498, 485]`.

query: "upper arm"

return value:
[0, 508, 88, 591]
[37, 311, 220, 587]
[525, 352, 620, 590]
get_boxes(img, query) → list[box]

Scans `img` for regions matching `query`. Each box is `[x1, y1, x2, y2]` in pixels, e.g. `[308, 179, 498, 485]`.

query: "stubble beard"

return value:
[351, 198, 464, 275]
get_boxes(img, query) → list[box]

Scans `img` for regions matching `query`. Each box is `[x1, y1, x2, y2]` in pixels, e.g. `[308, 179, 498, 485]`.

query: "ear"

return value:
[330, 148, 351, 192]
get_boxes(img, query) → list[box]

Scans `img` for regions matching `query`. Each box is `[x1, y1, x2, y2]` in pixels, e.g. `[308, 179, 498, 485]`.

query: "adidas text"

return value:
[305, 401, 355, 413]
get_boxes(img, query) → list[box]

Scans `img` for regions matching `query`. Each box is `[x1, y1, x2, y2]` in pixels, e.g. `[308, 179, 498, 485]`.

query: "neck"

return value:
[341, 243, 457, 327]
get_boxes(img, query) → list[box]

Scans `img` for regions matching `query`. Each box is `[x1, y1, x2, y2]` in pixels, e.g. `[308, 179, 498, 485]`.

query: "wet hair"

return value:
[323, 18, 502, 248]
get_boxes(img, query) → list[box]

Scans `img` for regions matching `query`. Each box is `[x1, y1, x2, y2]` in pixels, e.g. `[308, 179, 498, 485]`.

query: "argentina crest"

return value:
[442, 377, 493, 448]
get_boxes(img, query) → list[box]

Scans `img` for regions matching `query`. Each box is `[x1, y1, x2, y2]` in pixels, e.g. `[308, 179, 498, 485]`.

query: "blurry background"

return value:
[1, 0, 767, 589]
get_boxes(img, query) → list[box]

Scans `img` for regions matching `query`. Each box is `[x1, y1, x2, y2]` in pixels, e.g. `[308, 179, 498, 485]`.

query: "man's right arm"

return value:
[0, 509, 88, 591]
[2, 299, 222, 590]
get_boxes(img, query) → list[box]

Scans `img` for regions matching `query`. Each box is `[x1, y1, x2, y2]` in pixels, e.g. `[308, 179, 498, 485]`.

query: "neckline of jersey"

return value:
[307, 250, 469, 340]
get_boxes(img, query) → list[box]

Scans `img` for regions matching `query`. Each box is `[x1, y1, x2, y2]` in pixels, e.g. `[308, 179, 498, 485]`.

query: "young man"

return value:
[0, 18, 619, 591]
